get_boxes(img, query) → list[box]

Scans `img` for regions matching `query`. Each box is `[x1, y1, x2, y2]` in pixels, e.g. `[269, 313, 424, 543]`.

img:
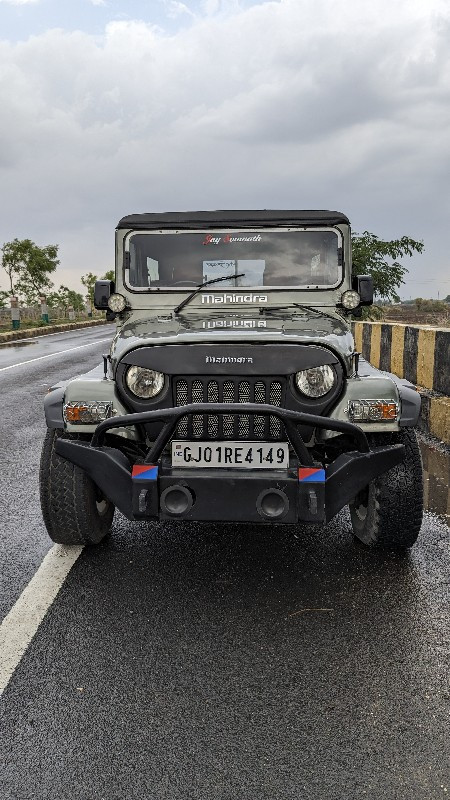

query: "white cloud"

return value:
[202, 0, 220, 14]
[164, 1, 196, 18]
[0, 0, 449, 296]
[0, 0, 40, 5]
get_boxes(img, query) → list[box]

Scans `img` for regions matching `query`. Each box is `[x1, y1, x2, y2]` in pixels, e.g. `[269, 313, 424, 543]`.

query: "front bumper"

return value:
[55, 403, 405, 524]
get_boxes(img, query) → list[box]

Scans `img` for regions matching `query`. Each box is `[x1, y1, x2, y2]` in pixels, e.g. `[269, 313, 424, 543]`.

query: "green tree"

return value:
[1, 238, 59, 303]
[48, 285, 84, 312]
[351, 232, 424, 303]
[102, 270, 115, 282]
[81, 272, 98, 305]
[0, 289, 9, 309]
[1, 240, 22, 294]
[64, 287, 84, 311]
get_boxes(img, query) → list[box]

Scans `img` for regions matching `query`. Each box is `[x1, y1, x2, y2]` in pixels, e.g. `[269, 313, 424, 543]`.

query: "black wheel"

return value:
[349, 428, 423, 549]
[39, 429, 115, 545]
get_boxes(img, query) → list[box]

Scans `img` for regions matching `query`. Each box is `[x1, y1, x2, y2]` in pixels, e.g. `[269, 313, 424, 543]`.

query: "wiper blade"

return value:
[258, 304, 308, 315]
[173, 273, 245, 315]
[292, 303, 342, 322]
[257, 304, 337, 320]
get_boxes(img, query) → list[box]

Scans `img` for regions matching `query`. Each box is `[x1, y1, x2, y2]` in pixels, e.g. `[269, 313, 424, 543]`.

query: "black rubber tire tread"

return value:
[39, 428, 114, 545]
[350, 428, 423, 550]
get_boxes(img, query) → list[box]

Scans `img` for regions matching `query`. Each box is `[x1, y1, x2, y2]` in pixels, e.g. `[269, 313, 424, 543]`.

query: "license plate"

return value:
[171, 441, 289, 469]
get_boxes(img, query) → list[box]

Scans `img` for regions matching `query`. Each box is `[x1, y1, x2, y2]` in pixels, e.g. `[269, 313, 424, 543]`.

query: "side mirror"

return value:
[353, 275, 373, 306]
[94, 280, 115, 310]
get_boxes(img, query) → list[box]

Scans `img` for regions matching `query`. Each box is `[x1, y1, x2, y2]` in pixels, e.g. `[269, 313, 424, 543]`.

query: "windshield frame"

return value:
[122, 226, 345, 293]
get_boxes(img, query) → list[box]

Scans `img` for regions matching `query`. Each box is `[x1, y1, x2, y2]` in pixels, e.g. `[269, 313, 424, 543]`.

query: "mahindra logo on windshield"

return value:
[201, 293, 268, 304]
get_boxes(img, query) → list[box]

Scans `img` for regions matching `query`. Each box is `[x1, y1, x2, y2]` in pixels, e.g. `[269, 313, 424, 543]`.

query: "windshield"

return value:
[126, 228, 342, 290]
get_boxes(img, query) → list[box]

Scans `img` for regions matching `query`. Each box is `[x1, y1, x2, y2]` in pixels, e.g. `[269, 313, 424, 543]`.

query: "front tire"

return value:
[39, 429, 115, 545]
[349, 428, 423, 549]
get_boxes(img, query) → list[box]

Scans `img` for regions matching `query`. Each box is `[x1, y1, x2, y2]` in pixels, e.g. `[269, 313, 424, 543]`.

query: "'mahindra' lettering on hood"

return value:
[201, 293, 268, 304]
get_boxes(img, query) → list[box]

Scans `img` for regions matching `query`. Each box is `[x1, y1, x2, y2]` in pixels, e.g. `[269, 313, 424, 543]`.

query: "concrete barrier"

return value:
[0, 318, 109, 344]
[353, 321, 450, 444]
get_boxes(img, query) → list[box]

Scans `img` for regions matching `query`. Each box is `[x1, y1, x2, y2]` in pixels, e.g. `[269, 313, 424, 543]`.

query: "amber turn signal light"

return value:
[346, 400, 399, 422]
[63, 401, 115, 424]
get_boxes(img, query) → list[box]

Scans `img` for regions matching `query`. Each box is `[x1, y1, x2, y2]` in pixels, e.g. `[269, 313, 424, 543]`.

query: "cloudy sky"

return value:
[0, 0, 449, 299]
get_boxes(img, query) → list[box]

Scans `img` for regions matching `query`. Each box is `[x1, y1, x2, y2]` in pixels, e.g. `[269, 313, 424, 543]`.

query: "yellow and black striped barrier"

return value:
[353, 322, 450, 444]
[420, 440, 450, 523]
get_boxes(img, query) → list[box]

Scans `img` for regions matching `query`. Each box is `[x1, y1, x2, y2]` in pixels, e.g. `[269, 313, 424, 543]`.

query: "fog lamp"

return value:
[346, 400, 399, 422]
[107, 293, 127, 313]
[341, 290, 361, 310]
[64, 401, 115, 424]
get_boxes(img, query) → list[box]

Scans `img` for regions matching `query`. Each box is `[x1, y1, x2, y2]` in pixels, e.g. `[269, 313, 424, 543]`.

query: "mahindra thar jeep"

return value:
[40, 210, 423, 548]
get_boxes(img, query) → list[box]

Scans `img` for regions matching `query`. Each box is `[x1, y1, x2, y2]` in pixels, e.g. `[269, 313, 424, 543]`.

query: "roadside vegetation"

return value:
[352, 231, 424, 303]
[379, 299, 450, 327]
[0, 238, 113, 329]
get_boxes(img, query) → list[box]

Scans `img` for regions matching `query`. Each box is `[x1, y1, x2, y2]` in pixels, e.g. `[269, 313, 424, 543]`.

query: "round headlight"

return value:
[126, 366, 165, 398]
[295, 365, 336, 398]
[108, 293, 127, 313]
[341, 290, 360, 310]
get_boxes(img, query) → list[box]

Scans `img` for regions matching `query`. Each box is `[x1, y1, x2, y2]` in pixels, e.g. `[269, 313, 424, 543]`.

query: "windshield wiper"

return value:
[258, 304, 308, 315]
[292, 303, 342, 322]
[257, 304, 339, 321]
[173, 273, 245, 315]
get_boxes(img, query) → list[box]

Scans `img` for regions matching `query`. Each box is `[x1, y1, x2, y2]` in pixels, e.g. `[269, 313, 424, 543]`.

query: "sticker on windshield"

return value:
[203, 260, 236, 286]
[203, 234, 262, 245]
[203, 259, 265, 287]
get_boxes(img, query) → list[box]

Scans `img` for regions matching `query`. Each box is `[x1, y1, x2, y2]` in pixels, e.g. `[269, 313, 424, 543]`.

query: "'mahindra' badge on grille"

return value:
[205, 356, 254, 364]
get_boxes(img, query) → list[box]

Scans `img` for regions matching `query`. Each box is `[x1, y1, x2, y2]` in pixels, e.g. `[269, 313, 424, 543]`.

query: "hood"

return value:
[110, 307, 354, 372]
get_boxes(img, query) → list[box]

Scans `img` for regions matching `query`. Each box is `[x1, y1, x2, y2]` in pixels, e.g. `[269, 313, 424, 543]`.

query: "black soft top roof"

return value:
[117, 210, 350, 230]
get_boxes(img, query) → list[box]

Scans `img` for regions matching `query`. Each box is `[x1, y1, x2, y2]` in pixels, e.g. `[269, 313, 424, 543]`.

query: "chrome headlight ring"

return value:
[125, 365, 165, 399]
[295, 365, 336, 398]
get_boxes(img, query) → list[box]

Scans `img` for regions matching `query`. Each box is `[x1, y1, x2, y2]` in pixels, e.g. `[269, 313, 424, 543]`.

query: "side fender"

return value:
[44, 386, 65, 428]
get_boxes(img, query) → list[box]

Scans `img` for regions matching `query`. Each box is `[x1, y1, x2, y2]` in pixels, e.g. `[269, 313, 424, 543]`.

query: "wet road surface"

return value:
[0, 325, 112, 370]
[0, 326, 449, 799]
[0, 325, 115, 618]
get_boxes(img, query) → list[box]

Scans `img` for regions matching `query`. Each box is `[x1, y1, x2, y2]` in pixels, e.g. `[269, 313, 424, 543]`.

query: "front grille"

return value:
[174, 377, 285, 440]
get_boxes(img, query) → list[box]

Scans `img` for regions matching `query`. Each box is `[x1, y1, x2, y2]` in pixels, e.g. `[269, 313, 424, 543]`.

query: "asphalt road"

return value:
[0, 326, 449, 800]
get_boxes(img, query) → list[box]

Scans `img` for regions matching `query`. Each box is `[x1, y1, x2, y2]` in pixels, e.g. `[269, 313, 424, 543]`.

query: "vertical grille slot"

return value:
[176, 379, 189, 437]
[269, 381, 282, 437]
[238, 381, 250, 437]
[174, 377, 285, 441]
[253, 381, 267, 438]
[191, 380, 204, 438]
[222, 380, 235, 438]
[207, 381, 219, 437]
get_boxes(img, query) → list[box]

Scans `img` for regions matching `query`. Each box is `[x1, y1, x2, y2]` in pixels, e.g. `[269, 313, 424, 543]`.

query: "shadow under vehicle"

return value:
[40, 210, 423, 549]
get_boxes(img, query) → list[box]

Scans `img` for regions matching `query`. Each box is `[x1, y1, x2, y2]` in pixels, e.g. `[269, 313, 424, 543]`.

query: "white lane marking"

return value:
[0, 338, 111, 372]
[0, 544, 84, 696]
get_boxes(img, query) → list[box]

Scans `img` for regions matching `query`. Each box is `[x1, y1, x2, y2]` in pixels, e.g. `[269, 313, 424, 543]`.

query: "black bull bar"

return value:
[55, 403, 405, 523]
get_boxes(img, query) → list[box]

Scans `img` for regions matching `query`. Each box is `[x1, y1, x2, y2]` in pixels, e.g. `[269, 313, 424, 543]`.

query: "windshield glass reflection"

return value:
[127, 229, 342, 290]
